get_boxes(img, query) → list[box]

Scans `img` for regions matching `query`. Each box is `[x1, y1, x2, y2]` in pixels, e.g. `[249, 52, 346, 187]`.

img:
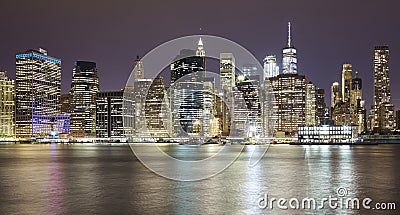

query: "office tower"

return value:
[96, 90, 124, 138]
[396, 110, 400, 130]
[331, 82, 341, 108]
[135, 78, 152, 137]
[306, 82, 317, 126]
[373, 46, 395, 132]
[351, 71, 362, 110]
[306, 82, 326, 126]
[263, 55, 279, 79]
[220, 53, 236, 94]
[122, 86, 135, 137]
[282, 22, 297, 74]
[70, 61, 99, 137]
[0, 71, 15, 138]
[15, 49, 61, 138]
[341, 64, 353, 103]
[269, 74, 306, 137]
[235, 78, 262, 137]
[242, 64, 261, 82]
[60, 94, 70, 114]
[144, 76, 170, 137]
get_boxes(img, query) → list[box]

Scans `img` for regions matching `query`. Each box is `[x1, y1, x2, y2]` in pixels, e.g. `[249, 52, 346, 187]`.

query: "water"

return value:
[0, 143, 399, 214]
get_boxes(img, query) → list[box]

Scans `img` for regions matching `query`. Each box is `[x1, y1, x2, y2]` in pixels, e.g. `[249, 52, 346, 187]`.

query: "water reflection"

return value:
[0, 144, 399, 214]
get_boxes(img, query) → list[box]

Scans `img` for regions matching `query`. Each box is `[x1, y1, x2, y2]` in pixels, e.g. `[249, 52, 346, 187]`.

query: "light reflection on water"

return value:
[0, 143, 399, 214]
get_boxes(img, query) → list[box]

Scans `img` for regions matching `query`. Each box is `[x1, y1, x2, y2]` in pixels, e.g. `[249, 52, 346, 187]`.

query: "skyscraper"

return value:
[235, 78, 262, 137]
[170, 38, 208, 137]
[263, 55, 279, 79]
[15, 49, 61, 138]
[145, 76, 170, 137]
[282, 22, 297, 74]
[96, 90, 125, 138]
[269, 74, 306, 137]
[306, 82, 326, 126]
[220, 53, 236, 94]
[306, 82, 317, 126]
[331, 82, 341, 108]
[342, 64, 353, 103]
[373, 46, 395, 132]
[0, 71, 15, 138]
[70, 61, 99, 137]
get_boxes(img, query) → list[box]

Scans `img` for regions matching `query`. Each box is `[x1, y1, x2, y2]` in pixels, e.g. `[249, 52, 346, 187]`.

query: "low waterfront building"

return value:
[298, 114, 359, 143]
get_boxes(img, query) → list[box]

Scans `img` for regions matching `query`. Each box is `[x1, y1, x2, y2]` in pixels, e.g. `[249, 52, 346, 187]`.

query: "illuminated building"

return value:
[269, 73, 306, 137]
[144, 77, 170, 137]
[15, 49, 61, 138]
[396, 110, 400, 130]
[169, 38, 210, 137]
[342, 64, 353, 103]
[234, 78, 262, 137]
[331, 64, 366, 134]
[70, 61, 99, 137]
[242, 64, 261, 82]
[331, 82, 341, 108]
[282, 22, 297, 74]
[373, 46, 395, 132]
[306, 82, 317, 126]
[220, 53, 235, 94]
[134, 78, 152, 137]
[219, 53, 235, 136]
[298, 116, 359, 143]
[0, 71, 15, 138]
[263, 55, 279, 79]
[96, 90, 124, 138]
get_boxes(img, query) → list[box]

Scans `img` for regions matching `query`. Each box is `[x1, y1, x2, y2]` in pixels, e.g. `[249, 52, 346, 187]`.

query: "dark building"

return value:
[70, 61, 99, 137]
[96, 90, 124, 138]
[60, 94, 70, 114]
[170, 49, 205, 84]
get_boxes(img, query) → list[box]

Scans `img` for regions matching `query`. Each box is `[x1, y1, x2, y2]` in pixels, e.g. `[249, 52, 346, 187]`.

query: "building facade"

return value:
[70, 61, 99, 137]
[269, 73, 306, 137]
[96, 90, 124, 138]
[263, 55, 279, 79]
[372, 46, 395, 132]
[15, 49, 61, 138]
[0, 71, 15, 138]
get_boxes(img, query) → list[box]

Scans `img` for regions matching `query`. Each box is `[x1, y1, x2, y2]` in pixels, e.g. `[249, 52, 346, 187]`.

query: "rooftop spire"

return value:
[287, 22, 292, 47]
[196, 37, 205, 57]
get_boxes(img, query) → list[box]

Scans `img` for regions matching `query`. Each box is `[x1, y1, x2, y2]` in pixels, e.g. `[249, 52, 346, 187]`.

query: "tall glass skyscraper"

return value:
[282, 22, 297, 74]
[15, 49, 61, 138]
[70, 61, 99, 137]
[0, 71, 15, 138]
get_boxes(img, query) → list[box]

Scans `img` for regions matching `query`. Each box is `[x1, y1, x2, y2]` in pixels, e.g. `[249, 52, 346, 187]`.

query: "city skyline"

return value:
[0, 1, 399, 111]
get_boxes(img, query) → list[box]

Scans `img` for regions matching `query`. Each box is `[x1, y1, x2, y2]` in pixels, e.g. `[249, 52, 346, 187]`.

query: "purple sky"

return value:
[1, 0, 399, 110]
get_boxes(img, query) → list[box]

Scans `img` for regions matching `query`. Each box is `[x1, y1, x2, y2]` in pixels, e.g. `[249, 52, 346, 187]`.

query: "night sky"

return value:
[1, 0, 399, 110]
